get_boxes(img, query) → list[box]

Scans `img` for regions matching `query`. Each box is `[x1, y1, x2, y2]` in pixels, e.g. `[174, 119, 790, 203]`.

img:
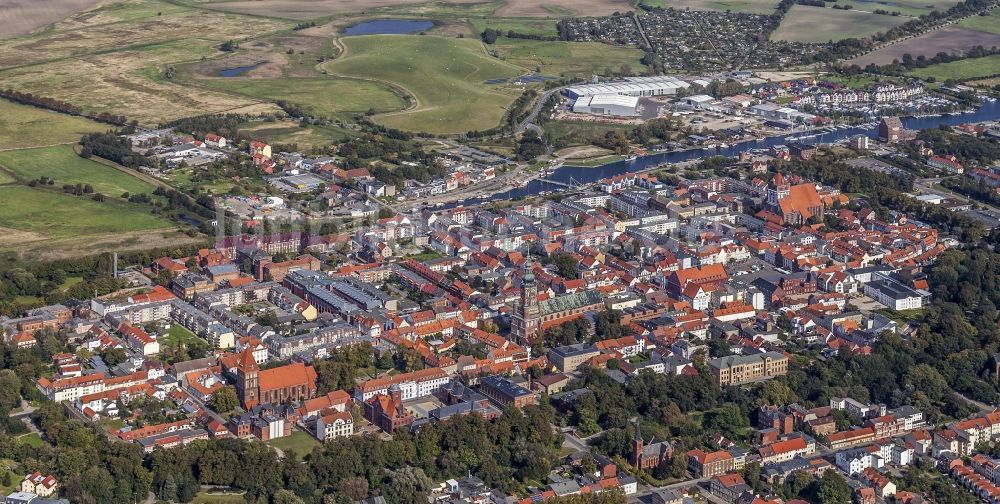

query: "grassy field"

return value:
[0, 100, 106, 150]
[958, 9, 1000, 34]
[856, 0, 962, 17]
[907, 54, 1000, 81]
[0, 0, 289, 124]
[0, 185, 173, 250]
[266, 430, 321, 461]
[16, 433, 43, 448]
[163, 324, 211, 354]
[544, 119, 635, 147]
[493, 39, 646, 78]
[240, 121, 358, 149]
[323, 35, 526, 134]
[469, 18, 559, 37]
[640, 0, 780, 14]
[0, 146, 158, 197]
[192, 492, 247, 504]
[193, 76, 406, 119]
[771, 4, 908, 42]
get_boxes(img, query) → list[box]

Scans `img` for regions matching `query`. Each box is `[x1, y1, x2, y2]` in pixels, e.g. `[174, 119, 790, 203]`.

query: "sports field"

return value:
[958, 9, 1000, 34]
[0, 100, 106, 150]
[0, 146, 158, 197]
[771, 4, 908, 43]
[493, 39, 646, 78]
[322, 35, 526, 134]
[907, 54, 1000, 82]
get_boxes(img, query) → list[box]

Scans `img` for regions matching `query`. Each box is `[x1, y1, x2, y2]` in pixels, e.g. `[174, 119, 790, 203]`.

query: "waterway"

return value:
[451, 100, 1000, 207]
[343, 19, 434, 35]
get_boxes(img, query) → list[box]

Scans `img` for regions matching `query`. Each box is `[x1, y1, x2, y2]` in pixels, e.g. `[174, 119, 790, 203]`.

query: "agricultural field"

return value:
[957, 9, 1000, 34]
[197, 0, 488, 19]
[493, 39, 646, 78]
[0, 145, 158, 197]
[847, 26, 1000, 66]
[907, 54, 1000, 81]
[322, 35, 526, 134]
[640, 0, 780, 14]
[495, 0, 633, 17]
[771, 4, 908, 43]
[847, 0, 961, 17]
[0, 0, 103, 38]
[0, 100, 106, 150]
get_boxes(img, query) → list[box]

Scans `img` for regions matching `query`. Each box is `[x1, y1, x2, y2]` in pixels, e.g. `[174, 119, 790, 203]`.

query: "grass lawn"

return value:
[0, 100, 105, 150]
[958, 9, 1000, 34]
[821, 74, 881, 89]
[493, 39, 646, 79]
[0, 185, 172, 248]
[323, 35, 526, 134]
[16, 433, 43, 448]
[193, 76, 406, 120]
[771, 4, 908, 43]
[163, 324, 211, 354]
[266, 430, 321, 461]
[0, 145, 158, 197]
[907, 54, 1000, 81]
[192, 491, 247, 504]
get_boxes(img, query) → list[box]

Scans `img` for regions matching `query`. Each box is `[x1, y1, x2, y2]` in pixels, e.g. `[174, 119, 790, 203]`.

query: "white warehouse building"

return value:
[572, 94, 639, 117]
[565, 76, 692, 99]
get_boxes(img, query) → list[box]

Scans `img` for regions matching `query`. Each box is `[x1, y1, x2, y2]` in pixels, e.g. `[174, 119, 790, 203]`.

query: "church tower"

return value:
[511, 257, 541, 345]
[633, 421, 644, 469]
[235, 348, 259, 409]
[766, 172, 790, 206]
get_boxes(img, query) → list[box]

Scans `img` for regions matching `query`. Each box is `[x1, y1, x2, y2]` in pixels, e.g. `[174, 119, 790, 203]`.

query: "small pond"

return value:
[343, 19, 434, 35]
[218, 61, 267, 77]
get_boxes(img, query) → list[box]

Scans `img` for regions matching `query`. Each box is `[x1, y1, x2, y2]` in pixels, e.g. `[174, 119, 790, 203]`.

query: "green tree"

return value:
[819, 470, 852, 504]
[209, 386, 238, 414]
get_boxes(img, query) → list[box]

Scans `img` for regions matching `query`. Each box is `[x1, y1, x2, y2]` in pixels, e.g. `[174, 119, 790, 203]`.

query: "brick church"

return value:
[235, 348, 318, 409]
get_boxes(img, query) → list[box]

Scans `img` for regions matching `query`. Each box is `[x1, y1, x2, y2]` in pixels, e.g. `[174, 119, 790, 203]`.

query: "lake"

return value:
[218, 61, 266, 77]
[343, 19, 434, 36]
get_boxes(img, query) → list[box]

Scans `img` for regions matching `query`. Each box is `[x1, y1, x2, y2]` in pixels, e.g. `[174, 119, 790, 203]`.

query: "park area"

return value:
[322, 35, 527, 134]
[771, 4, 908, 43]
